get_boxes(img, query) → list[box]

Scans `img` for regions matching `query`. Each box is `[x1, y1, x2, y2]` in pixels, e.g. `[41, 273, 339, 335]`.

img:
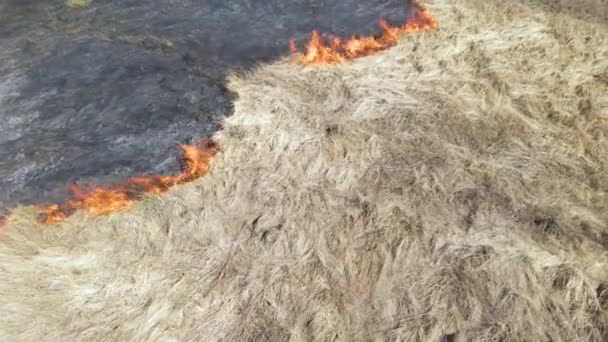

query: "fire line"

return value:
[38, 139, 219, 225]
[289, 0, 437, 65]
[0, 1, 437, 229]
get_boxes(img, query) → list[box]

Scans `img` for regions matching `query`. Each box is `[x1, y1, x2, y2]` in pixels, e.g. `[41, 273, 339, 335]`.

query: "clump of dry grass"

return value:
[1, 0, 608, 340]
[65, 0, 92, 9]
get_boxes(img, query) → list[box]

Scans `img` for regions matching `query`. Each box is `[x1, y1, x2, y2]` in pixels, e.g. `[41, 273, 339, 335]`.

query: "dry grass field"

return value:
[1, 0, 608, 340]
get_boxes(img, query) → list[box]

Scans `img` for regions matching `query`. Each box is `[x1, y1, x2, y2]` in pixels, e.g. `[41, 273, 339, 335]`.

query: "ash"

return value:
[0, 0, 412, 206]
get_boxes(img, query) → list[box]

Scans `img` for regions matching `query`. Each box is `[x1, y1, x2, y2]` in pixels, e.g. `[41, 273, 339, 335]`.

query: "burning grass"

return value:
[1, 2, 437, 228]
[39, 139, 219, 225]
[2, 0, 608, 340]
[290, 0, 437, 64]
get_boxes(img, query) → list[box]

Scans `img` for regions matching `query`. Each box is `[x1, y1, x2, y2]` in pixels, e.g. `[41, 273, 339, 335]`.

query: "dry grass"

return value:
[65, 0, 92, 9]
[1, 0, 608, 340]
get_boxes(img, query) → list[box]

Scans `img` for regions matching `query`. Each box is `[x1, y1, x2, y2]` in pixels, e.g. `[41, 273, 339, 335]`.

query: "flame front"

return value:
[39, 139, 219, 225]
[290, 0, 437, 65]
[4, 1, 436, 229]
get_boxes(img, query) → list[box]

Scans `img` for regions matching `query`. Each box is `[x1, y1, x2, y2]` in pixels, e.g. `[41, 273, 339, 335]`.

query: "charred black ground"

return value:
[0, 0, 413, 207]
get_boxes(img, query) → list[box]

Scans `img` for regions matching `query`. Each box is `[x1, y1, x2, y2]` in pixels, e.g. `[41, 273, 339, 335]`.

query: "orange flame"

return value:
[290, 0, 437, 65]
[6, 2, 436, 228]
[39, 139, 219, 225]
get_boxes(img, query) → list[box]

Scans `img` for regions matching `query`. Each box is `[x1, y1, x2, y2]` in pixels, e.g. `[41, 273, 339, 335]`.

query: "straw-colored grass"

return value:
[1, 0, 608, 340]
[65, 0, 92, 9]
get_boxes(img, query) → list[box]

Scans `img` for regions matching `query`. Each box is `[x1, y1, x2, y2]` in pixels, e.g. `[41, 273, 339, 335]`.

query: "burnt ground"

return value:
[0, 0, 413, 208]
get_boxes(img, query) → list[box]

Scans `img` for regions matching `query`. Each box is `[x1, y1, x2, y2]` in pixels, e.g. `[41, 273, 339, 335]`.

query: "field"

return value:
[1, 0, 608, 340]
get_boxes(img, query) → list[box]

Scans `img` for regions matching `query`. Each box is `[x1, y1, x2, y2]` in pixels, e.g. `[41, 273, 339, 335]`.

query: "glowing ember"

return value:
[39, 139, 219, 225]
[0, 214, 8, 229]
[290, 0, 437, 64]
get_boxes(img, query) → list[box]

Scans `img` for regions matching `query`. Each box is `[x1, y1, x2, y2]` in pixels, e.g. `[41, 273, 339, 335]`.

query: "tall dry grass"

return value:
[1, 0, 608, 340]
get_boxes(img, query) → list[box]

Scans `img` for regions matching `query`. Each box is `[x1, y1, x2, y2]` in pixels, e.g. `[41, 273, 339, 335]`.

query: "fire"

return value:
[290, 0, 437, 65]
[39, 139, 219, 225]
[3, 2, 437, 228]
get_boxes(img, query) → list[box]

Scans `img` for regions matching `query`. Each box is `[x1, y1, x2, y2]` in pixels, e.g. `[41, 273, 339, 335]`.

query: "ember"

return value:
[0, 215, 8, 229]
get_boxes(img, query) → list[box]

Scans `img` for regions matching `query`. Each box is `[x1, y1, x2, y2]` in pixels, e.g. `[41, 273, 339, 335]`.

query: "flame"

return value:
[290, 0, 437, 65]
[4, 1, 437, 228]
[38, 139, 219, 225]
